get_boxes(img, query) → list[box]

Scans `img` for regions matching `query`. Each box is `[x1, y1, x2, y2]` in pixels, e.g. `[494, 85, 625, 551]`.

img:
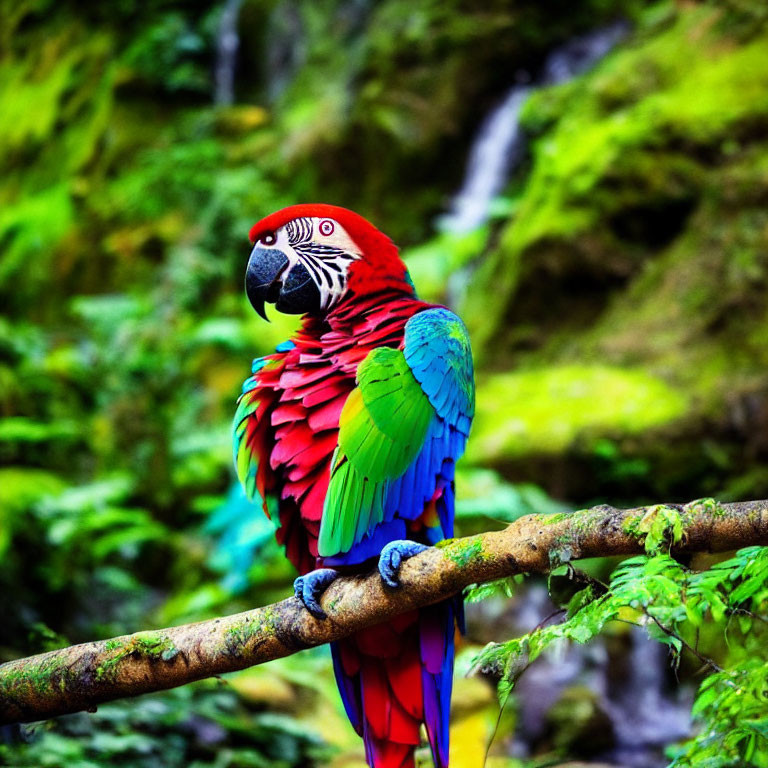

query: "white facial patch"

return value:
[278, 216, 361, 311]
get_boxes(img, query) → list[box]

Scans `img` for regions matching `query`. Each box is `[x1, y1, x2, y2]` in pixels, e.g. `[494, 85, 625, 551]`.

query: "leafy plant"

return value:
[1, 679, 333, 768]
[473, 545, 768, 766]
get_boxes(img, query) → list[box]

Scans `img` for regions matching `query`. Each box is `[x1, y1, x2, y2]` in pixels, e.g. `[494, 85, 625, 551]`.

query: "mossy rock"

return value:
[467, 365, 689, 464]
[466, 2, 768, 355]
[457, 2, 768, 500]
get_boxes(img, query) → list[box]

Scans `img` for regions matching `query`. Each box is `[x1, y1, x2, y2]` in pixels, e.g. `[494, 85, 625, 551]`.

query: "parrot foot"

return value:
[293, 568, 339, 619]
[378, 540, 429, 588]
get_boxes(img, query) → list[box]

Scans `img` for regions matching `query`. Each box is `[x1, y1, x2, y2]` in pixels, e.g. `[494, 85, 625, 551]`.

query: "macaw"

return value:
[233, 204, 474, 768]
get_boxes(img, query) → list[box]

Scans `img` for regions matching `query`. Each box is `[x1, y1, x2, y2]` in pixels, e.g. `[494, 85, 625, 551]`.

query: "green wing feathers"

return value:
[318, 347, 433, 557]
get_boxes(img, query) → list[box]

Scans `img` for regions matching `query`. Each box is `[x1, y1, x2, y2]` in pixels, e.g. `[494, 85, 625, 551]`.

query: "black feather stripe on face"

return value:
[286, 217, 313, 246]
[284, 217, 359, 310]
[295, 250, 327, 288]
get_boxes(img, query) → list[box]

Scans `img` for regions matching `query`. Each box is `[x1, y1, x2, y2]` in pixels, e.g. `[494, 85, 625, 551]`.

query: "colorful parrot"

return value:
[233, 204, 474, 768]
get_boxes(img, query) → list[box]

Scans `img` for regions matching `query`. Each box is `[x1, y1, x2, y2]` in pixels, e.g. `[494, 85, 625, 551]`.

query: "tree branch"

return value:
[2, 498, 767, 726]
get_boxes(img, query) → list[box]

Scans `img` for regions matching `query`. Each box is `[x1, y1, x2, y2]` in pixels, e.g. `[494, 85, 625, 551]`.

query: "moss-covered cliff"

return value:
[461, 1, 768, 502]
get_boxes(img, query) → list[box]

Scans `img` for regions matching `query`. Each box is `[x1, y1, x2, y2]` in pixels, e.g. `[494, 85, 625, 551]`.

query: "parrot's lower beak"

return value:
[245, 245, 321, 320]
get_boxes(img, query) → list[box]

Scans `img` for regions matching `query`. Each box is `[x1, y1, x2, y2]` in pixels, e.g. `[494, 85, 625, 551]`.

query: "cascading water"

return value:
[440, 22, 627, 234]
[440, 84, 531, 234]
[606, 626, 692, 767]
[214, 0, 243, 106]
[488, 588, 694, 765]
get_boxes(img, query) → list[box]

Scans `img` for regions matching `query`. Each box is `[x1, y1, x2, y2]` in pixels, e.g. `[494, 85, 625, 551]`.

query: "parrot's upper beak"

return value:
[245, 245, 321, 320]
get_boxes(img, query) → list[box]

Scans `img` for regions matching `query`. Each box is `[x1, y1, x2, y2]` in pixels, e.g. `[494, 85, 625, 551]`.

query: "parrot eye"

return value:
[260, 231, 276, 246]
[319, 220, 335, 237]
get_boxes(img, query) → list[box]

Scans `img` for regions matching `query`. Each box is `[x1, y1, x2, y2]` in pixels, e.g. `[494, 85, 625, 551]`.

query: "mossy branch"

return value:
[2, 498, 767, 726]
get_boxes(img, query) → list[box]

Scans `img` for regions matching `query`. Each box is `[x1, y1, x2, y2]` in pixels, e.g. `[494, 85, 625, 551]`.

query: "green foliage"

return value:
[624, 503, 685, 554]
[672, 659, 768, 768]
[458, 0, 768, 507]
[456, 467, 567, 526]
[472, 1, 768, 340]
[464, 576, 519, 605]
[2, 0, 768, 764]
[205, 485, 291, 596]
[402, 227, 489, 303]
[121, 11, 214, 95]
[0, 681, 332, 768]
[474, 546, 768, 765]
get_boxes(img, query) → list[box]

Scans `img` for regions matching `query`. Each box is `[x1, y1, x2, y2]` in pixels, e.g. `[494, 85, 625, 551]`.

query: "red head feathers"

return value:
[248, 204, 414, 303]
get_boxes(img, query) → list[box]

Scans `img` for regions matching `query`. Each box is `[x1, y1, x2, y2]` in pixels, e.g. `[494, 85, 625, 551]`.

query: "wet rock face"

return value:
[467, 5, 768, 357]
[242, 0, 639, 241]
[458, 3, 768, 504]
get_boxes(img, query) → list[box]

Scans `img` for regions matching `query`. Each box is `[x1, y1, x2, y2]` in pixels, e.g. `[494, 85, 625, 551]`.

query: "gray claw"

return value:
[378, 540, 429, 588]
[293, 568, 338, 619]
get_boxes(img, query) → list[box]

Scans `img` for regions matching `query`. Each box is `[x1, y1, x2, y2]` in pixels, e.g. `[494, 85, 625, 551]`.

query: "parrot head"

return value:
[245, 204, 413, 319]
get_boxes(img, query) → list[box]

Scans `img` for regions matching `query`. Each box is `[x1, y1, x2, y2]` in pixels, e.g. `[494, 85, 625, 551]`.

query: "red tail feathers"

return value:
[331, 601, 456, 768]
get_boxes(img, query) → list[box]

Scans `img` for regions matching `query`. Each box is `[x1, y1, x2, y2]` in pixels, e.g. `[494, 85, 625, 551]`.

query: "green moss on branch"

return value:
[1, 497, 767, 726]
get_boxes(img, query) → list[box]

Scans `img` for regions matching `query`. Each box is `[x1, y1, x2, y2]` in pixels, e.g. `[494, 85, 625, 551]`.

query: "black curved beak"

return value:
[245, 245, 321, 320]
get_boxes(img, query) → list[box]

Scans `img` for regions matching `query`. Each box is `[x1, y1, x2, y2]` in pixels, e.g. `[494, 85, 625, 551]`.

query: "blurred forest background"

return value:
[2, 0, 768, 766]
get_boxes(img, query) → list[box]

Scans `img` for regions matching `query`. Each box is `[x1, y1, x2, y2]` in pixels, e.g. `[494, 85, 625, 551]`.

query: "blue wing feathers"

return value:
[404, 308, 474, 424]
[384, 308, 473, 528]
[324, 308, 473, 564]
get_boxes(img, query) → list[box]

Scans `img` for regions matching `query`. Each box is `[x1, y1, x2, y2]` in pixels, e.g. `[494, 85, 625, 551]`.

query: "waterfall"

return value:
[440, 85, 532, 234]
[606, 626, 692, 765]
[541, 22, 626, 85]
[214, 0, 243, 106]
[440, 22, 627, 234]
[503, 606, 692, 764]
